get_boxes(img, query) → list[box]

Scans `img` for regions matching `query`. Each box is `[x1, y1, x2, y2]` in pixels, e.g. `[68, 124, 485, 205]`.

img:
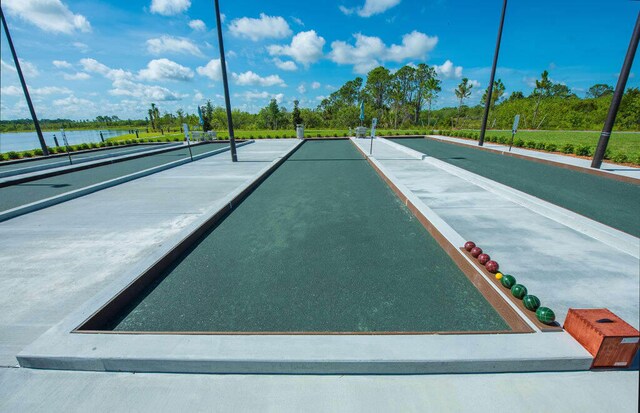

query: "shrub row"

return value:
[438, 130, 639, 165]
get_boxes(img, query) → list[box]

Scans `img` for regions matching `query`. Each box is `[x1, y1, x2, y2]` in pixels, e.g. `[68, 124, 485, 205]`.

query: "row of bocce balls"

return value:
[464, 241, 556, 325]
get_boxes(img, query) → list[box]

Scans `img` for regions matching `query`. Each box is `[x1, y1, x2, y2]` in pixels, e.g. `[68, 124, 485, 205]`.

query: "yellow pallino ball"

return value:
[495, 272, 503, 280]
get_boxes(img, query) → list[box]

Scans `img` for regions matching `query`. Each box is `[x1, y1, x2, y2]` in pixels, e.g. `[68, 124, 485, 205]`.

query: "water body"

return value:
[0, 130, 131, 153]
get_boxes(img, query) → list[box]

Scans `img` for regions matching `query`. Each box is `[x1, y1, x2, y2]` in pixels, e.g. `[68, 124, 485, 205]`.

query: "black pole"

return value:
[214, 0, 238, 162]
[0, 7, 48, 156]
[592, 12, 640, 169]
[479, 0, 507, 147]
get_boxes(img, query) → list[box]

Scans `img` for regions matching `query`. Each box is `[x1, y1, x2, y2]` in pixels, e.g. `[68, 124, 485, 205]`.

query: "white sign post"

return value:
[509, 114, 520, 152]
[61, 128, 72, 165]
[183, 123, 193, 161]
[370, 118, 378, 154]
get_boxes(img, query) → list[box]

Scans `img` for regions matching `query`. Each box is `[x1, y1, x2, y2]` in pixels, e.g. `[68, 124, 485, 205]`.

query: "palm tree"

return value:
[148, 108, 155, 130]
[455, 78, 473, 127]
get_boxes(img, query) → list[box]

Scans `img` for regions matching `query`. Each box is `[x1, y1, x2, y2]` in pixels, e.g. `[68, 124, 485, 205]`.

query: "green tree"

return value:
[587, 84, 614, 99]
[364, 66, 391, 123]
[532, 70, 552, 127]
[454, 78, 473, 127]
[423, 76, 441, 126]
[201, 100, 215, 131]
[481, 79, 506, 109]
[292, 99, 302, 129]
[412, 64, 437, 124]
[390, 65, 416, 128]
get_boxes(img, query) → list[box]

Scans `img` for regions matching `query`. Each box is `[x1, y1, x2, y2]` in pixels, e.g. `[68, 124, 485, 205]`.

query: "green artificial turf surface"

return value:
[392, 138, 640, 237]
[109, 140, 509, 333]
[0, 144, 176, 175]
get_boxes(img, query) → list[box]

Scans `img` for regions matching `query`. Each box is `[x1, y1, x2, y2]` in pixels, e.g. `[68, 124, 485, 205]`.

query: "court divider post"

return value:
[214, 0, 238, 162]
[479, 0, 507, 147]
[591, 12, 640, 169]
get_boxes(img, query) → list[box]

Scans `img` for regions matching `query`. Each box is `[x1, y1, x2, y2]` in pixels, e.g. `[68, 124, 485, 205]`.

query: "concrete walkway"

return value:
[354, 138, 639, 329]
[0, 140, 298, 367]
[0, 368, 637, 413]
[428, 134, 640, 180]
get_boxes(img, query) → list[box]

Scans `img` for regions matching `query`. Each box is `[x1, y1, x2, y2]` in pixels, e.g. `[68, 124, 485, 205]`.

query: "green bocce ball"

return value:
[523, 295, 541, 311]
[511, 284, 528, 299]
[500, 274, 516, 289]
[536, 307, 556, 325]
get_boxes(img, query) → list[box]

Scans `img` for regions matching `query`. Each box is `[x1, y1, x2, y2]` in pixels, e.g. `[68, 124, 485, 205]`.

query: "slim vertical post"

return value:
[479, 0, 507, 147]
[592, 12, 640, 169]
[214, 0, 237, 162]
[0, 7, 49, 155]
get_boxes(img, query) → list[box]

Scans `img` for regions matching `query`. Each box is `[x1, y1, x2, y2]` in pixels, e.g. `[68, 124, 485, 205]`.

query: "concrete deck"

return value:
[428, 134, 640, 180]
[0, 368, 637, 413]
[1, 139, 637, 411]
[354, 137, 639, 329]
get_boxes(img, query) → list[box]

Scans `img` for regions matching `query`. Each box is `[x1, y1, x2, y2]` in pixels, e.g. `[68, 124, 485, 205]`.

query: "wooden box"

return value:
[564, 308, 639, 368]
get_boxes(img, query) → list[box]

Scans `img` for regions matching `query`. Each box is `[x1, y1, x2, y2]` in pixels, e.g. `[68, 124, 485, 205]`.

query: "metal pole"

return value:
[478, 0, 507, 147]
[0, 7, 49, 156]
[592, 12, 640, 169]
[214, 0, 238, 162]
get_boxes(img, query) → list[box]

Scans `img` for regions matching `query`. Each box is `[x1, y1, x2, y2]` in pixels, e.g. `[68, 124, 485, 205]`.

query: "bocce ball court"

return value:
[76, 139, 534, 335]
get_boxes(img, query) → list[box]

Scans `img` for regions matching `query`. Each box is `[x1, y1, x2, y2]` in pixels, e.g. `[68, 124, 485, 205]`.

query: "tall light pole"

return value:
[214, 0, 238, 162]
[0, 6, 49, 155]
[592, 12, 640, 169]
[478, 0, 507, 147]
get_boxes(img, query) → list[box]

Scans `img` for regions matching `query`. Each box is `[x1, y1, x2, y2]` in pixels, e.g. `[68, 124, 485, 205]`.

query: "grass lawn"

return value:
[459, 129, 640, 157]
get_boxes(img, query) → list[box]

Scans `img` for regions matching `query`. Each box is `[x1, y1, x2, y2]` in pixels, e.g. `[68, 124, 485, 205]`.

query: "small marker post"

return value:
[183, 123, 193, 161]
[508, 114, 520, 152]
[61, 129, 72, 165]
[370, 117, 378, 155]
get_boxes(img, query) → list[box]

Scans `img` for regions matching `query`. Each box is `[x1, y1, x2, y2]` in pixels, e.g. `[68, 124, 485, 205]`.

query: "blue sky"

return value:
[1, 0, 638, 120]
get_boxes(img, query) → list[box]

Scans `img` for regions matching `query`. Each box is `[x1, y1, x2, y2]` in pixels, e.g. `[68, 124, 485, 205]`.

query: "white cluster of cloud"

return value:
[147, 36, 204, 57]
[79, 58, 185, 101]
[268, 31, 326, 67]
[232, 71, 285, 87]
[52, 60, 72, 69]
[138, 59, 194, 82]
[235, 91, 284, 103]
[340, 0, 401, 18]
[272, 58, 297, 71]
[330, 31, 437, 74]
[111, 79, 185, 101]
[434, 60, 463, 79]
[63, 72, 91, 81]
[188, 19, 206, 31]
[4, 0, 91, 34]
[1, 85, 72, 97]
[229, 14, 292, 41]
[196, 59, 223, 81]
[311, 81, 321, 89]
[150, 0, 191, 16]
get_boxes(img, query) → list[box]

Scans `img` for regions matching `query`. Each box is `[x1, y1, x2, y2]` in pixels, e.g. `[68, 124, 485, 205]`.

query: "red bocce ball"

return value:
[477, 253, 491, 265]
[470, 247, 483, 258]
[485, 260, 499, 273]
[464, 241, 476, 252]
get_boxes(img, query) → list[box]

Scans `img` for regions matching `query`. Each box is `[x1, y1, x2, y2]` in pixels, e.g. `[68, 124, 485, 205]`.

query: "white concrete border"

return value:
[16, 138, 592, 375]
[0, 141, 253, 223]
[380, 138, 639, 258]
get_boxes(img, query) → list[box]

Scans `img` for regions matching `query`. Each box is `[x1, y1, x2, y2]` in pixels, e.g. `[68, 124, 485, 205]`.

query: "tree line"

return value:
[2, 66, 638, 133]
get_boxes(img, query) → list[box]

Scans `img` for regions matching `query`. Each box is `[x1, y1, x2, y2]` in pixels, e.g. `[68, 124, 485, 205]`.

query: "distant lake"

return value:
[0, 129, 131, 153]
